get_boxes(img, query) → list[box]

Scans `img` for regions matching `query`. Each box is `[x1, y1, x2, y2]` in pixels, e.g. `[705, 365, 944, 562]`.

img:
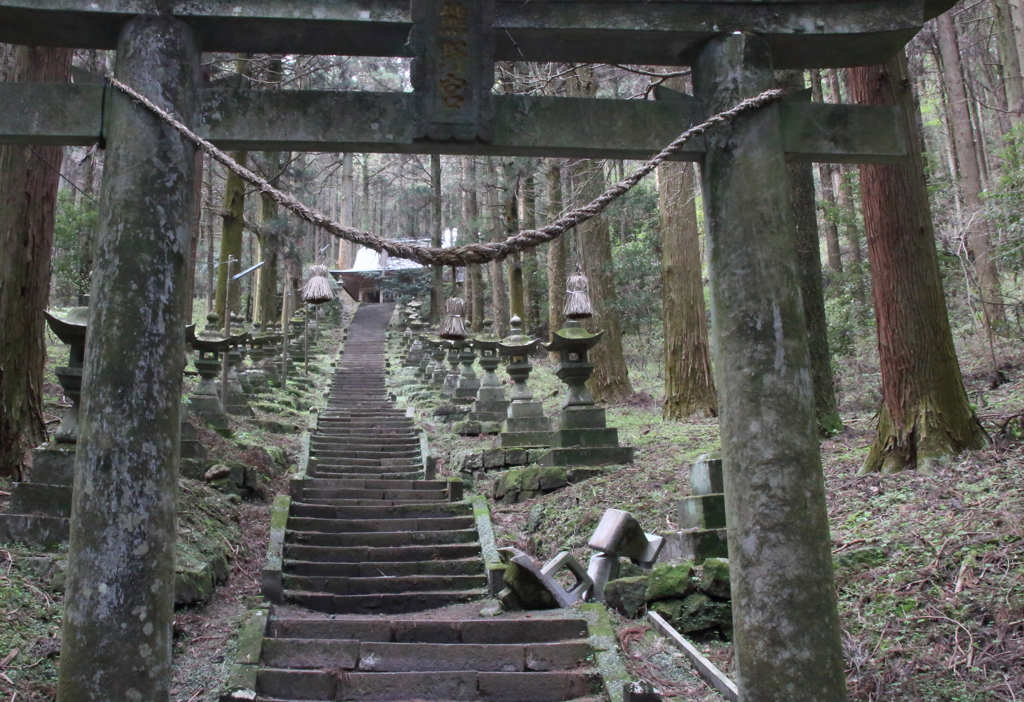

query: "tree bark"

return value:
[430, 154, 444, 320]
[464, 157, 485, 331]
[810, 70, 843, 275]
[546, 160, 567, 339]
[779, 70, 843, 436]
[486, 158, 510, 335]
[848, 50, 988, 474]
[520, 170, 542, 333]
[0, 44, 73, 479]
[213, 153, 246, 329]
[255, 150, 281, 327]
[936, 10, 1006, 328]
[658, 159, 717, 419]
[567, 65, 632, 402]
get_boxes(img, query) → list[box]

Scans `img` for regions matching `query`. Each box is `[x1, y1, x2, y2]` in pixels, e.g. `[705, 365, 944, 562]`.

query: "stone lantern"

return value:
[496, 315, 552, 448]
[186, 313, 232, 433]
[469, 319, 509, 424]
[403, 313, 427, 367]
[246, 322, 269, 393]
[438, 297, 468, 399]
[540, 274, 633, 467]
[44, 306, 89, 444]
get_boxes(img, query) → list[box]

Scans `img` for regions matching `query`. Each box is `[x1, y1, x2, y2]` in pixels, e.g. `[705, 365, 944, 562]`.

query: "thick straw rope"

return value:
[109, 77, 782, 268]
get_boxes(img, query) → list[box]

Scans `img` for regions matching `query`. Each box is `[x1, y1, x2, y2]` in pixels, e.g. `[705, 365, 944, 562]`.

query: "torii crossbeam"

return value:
[0, 2, 954, 701]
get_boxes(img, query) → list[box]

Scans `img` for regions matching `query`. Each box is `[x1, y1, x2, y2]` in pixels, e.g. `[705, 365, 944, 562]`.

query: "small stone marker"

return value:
[624, 680, 663, 702]
[671, 454, 729, 564]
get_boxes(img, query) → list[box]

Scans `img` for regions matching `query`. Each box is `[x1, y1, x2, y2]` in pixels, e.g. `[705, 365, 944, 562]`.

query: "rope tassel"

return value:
[109, 76, 783, 268]
[438, 297, 467, 340]
[564, 272, 595, 320]
[302, 264, 334, 304]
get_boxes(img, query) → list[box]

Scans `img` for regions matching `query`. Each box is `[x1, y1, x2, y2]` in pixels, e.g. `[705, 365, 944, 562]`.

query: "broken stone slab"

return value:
[501, 550, 593, 609]
[586, 553, 620, 603]
[588, 509, 648, 560]
[646, 562, 696, 603]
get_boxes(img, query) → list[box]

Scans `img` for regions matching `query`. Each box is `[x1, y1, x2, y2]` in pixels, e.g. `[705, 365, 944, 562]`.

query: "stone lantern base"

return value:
[498, 400, 553, 448]
[537, 406, 634, 467]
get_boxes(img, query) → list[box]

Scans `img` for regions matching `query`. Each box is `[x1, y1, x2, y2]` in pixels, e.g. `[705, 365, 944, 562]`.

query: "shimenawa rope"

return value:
[108, 76, 783, 268]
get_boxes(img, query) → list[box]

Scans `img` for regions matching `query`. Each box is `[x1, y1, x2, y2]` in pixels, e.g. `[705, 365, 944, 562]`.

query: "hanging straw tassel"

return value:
[564, 272, 594, 319]
[439, 297, 467, 340]
[302, 264, 334, 304]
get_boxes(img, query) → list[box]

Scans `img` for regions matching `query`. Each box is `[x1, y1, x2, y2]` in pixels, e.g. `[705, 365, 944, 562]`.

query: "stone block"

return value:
[482, 449, 506, 470]
[502, 559, 559, 609]
[9, 483, 72, 518]
[632, 533, 666, 568]
[652, 592, 733, 638]
[678, 494, 727, 530]
[538, 446, 634, 468]
[507, 401, 545, 419]
[588, 509, 648, 559]
[586, 553, 620, 603]
[527, 449, 549, 464]
[461, 452, 483, 472]
[504, 448, 528, 466]
[538, 466, 568, 492]
[603, 576, 649, 618]
[659, 530, 729, 566]
[480, 421, 502, 435]
[30, 447, 75, 485]
[0, 514, 69, 547]
[690, 453, 724, 496]
[557, 406, 607, 430]
[455, 421, 482, 436]
[499, 430, 553, 448]
[699, 558, 731, 600]
[550, 427, 620, 449]
[646, 562, 696, 602]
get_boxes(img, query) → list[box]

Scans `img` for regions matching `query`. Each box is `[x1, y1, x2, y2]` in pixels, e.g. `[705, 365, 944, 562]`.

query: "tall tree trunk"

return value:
[937, 10, 1006, 328]
[658, 159, 717, 419]
[810, 70, 843, 275]
[546, 160, 567, 340]
[848, 50, 988, 474]
[0, 44, 73, 479]
[213, 154, 247, 328]
[486, 158, 510, 335]
[520, 170, 541, 333]
[464, 157, 485, 331]
[430, 154, 444, 320]
[567, 65, 632, 402]
[336, 152, 356, 269]
[255, 150, 281, 327]
[778, 71, 843, 436]
[993, 0, 1024, 126]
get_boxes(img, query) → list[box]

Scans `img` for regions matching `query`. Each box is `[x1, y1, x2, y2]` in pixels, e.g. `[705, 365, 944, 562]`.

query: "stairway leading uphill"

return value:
[256, 303, 603, 702]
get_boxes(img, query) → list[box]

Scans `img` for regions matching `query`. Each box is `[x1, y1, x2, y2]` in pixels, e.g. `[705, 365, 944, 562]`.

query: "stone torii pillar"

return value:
[694, 34, 845, 700]
[57, 15, 199, 702]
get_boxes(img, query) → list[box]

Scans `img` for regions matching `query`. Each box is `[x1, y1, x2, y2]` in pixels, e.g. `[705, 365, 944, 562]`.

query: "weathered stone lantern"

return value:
[496, 315, 551, 448]
[438, 297, 468, 398]
[44, 306, 89, 444]
[246, 322, 269, 393]
[469, 319, 509, 425]
[186, 313, 232, 433]
[403, 312, 427, 367]
[541, 274, 632, 466]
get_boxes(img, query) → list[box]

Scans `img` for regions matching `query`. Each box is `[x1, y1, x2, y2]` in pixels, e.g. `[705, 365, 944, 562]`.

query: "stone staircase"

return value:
[254, 302, 606, 702]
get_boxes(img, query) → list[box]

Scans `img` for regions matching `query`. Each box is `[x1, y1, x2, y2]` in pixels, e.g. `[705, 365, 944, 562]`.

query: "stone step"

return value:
[301, 478, 443, 491]
[282, 573, 486, 596]
[306, 457, 416, 468]
[279, 588, 489, 616]
[299, 488, 446, 502]
[297, 498, 449, 508]
[256, 668, 600, 701]
[262, 639, 590, 672]
[283, 557, 481, 578]
[310, 464, 421, 476]
[289, 502, 471, 520]
[313, 470, 423, 481]
[285, 528, 477, 548]
[288, 515, 473, 533]
[282, 543, 481, 564]
[310, 449, 421, 459]
[312, 436, 418, 446]
[267, 617, 590, 643]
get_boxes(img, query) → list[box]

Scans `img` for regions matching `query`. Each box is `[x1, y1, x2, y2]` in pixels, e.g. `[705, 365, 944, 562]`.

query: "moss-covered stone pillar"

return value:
[57, 15, 200, 702]
[693, 33, 846, 701]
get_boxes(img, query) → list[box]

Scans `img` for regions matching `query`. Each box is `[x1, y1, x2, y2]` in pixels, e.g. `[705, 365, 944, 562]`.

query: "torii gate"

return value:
[0, 2, 953, 701]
